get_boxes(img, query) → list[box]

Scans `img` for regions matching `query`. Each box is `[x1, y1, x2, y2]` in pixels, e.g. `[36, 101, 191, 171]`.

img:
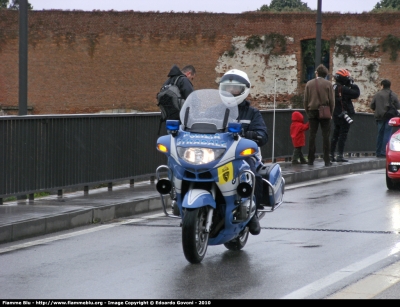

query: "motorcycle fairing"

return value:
[216, 160, 251, 196]
[170, 155, 251, 197]
[208, 197, 254, 245]
[156, 135, 171, 156]
[174, 130, 232, 170]
[214, 136, 258, 168]
[169, 134, 180, 165]
[182, 189, 216, 209]
[213, 137, 238, 167]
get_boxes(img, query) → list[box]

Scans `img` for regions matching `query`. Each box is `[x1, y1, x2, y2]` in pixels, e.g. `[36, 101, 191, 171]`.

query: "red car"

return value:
[386, 117, 400, 189]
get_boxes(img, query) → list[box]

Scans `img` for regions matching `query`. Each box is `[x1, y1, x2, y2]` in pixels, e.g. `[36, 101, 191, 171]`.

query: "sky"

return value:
[28, 0, 379, 14]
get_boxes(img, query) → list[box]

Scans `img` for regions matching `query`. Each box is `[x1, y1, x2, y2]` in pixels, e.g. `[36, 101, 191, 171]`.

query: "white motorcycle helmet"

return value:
[219, 69, 251, 107]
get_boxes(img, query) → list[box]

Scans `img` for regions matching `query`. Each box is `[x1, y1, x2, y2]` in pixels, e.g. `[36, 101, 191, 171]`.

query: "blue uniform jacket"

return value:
[237, 100, 268, 147]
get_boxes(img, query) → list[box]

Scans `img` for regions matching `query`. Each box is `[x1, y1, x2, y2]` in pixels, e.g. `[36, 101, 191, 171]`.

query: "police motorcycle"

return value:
[155, 89, 284, 264]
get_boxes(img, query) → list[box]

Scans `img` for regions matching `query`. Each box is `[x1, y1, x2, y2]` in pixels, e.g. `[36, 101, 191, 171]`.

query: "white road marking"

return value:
[326, 261, 400, 299]
[281, 245, 400, 299]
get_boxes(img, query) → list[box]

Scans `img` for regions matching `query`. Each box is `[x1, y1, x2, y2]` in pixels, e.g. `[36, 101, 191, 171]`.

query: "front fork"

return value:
[156, 165, 216, 233]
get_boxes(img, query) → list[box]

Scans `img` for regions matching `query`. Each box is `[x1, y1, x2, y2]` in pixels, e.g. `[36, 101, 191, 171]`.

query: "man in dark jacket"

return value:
[163, 64, 196, 101]
[370, 79, 400, 157]
[219, 69, 268, 236]
[330, 68, 360, 162]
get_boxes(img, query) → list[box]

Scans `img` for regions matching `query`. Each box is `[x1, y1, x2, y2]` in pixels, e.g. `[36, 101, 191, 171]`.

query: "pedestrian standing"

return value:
[330, 69, 360, 162]
[290, 111, 309, 164]
[370, 79, 400, 157]
[303, 64, 335, 167]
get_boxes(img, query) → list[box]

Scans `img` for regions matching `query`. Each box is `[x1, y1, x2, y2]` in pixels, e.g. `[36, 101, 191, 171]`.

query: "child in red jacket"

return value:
[290, 111, 309, 164]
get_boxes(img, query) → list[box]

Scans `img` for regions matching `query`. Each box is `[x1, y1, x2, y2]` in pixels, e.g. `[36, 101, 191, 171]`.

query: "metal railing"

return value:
[0, 110, 378, 203]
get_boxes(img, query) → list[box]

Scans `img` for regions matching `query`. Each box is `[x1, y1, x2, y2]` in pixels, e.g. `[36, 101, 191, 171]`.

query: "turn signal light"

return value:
[157, 144, 168, 153]
[240, 148, 256, 156]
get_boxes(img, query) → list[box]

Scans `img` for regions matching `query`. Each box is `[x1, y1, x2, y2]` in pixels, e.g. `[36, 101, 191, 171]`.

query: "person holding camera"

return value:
[330, 69, 360, 162]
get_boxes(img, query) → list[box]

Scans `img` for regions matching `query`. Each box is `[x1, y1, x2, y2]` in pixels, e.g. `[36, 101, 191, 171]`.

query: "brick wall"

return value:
[1, 10, 400, 114]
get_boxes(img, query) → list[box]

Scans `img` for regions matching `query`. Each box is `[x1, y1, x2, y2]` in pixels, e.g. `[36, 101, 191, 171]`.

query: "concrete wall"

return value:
[1, 10, 400, 115]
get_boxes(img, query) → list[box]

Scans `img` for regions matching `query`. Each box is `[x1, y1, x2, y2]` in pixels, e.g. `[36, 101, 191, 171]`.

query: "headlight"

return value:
[177, 147, 225, 165]
[389, 135, 400, 151]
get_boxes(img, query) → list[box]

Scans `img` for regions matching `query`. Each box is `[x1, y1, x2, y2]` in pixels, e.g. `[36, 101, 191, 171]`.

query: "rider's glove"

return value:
[245, 131, 259, 142]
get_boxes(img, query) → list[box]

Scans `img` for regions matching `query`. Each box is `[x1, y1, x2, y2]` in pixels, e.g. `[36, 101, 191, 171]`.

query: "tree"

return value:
[0, 0, 8, 9]
[0, 0, 33, 10]
[258, 0, 312, 12]
[373, 0, 400, 10]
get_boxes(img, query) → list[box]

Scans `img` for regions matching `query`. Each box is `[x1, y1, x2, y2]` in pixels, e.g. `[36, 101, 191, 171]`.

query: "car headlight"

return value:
[389, 135, 400, 151]
[177, 147, 225, 165]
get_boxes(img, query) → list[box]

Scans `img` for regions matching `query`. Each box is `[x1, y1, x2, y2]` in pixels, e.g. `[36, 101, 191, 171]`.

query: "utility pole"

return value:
[19, 0, 28, 116]
[17, 0, 28, 201]
[315, 0, 322, 68]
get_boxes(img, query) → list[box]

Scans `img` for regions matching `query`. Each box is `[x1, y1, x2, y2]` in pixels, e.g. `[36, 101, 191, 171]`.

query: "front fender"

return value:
[182, 189, 216, 209]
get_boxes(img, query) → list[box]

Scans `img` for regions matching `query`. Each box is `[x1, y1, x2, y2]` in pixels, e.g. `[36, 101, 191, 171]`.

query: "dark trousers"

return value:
[331, 116, 350, 155]
[308, 117, 331, 164]
[376, 119, 393, 156]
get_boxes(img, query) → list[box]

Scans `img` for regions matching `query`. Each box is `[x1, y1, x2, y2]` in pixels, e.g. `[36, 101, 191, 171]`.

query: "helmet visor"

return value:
[220, 83, 246, 97]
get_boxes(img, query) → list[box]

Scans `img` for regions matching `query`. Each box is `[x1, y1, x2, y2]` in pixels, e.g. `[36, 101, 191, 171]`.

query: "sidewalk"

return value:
[0, 157, 386, 245]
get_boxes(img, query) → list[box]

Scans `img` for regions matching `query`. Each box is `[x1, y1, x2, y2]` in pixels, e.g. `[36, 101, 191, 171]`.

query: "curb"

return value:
[0, 197, 167, 244]
[281, 159, 386, 185]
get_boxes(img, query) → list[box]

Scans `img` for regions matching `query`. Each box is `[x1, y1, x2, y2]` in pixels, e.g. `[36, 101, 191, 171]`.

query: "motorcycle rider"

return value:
[330, 69, 360, 162]
[219, 69, 268, 235]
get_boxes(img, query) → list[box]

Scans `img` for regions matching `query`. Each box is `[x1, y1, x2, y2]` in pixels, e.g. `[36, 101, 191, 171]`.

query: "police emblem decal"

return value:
[218, 162, 233, 184]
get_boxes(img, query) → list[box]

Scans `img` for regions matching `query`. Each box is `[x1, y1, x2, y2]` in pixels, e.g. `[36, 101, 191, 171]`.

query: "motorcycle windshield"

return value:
[179, 89, 239, 133]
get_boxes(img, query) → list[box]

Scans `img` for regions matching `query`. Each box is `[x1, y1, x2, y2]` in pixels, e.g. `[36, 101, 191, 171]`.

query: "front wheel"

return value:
[182, 207, 210, 264]
[224, 227, 249, 251]
[386, 169, 399, 190]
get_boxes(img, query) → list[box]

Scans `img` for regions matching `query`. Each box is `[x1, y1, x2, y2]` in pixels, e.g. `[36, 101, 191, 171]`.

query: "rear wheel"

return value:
[224, 227, 249, 251]
[171, 200, 180, 216]
[170, 188, 180, 216]
[182, 207, 209, 264]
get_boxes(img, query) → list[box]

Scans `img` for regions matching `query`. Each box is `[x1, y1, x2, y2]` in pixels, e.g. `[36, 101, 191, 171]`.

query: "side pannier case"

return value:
[257, 163, 285, 211]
